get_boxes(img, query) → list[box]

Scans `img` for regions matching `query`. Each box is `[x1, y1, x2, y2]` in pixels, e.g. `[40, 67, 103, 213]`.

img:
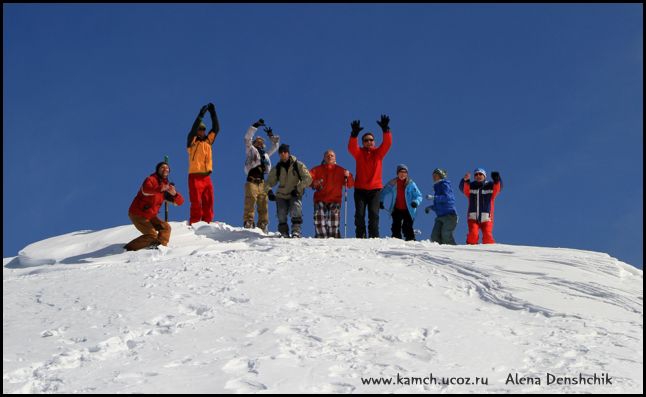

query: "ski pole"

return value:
[164, 155, 169, 222]
[343, 176, 348, 238]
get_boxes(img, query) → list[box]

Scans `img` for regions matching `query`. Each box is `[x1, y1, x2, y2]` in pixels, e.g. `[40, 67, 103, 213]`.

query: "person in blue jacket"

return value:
[380, 164, 423, 241]
[424, 168, 458, 245]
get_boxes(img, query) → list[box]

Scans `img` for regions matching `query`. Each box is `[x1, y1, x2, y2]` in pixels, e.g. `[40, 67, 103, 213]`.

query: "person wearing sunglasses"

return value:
[347, 114, 393, 238]
[459, 168, 503, 244]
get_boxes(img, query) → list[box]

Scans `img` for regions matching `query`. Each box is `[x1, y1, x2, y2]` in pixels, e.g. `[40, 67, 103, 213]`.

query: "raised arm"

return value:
[187, 105, 208, 148]
[206, 103, 220, 144]
[375, 114, 392, 158]
[347, 120, 363, 158]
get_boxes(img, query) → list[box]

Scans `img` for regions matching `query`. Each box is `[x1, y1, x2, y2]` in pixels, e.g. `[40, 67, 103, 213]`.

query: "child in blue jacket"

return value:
[380, 164, 423, 241]
[425, 168, 458, 245]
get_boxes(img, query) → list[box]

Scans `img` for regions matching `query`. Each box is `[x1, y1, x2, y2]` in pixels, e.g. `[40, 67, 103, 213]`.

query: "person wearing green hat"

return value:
[424, 168, 458, 245]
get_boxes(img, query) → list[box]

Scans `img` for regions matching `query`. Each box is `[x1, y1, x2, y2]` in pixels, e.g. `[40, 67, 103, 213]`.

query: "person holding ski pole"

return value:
[424, 168, 458, 245]
[186, 102, 220, 225]
[459, 168, 503, 244]
[308, 149, 354, 238]
[243, 118, 280, 233]
[125, 161, 185, 251]
[347, 114, 392, 238]
[379, 164, 422, 241]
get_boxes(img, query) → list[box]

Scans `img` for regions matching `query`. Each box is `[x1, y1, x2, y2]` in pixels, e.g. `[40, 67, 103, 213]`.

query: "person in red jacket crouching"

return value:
[309, 150, 355, 238]
[125, 162, 185, 251]
[347, 115, 392, 238]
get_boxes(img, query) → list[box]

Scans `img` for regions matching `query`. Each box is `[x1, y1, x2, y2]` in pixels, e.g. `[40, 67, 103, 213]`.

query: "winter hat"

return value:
[253, 136, 265, 146]
[473, 168, 487, 178]
[278, 144, 290, 153]
[198, 122, 207, 130]
[433, 168, 447, 179]
[155, 161, 170, 175]
[396, 164, 409, 173]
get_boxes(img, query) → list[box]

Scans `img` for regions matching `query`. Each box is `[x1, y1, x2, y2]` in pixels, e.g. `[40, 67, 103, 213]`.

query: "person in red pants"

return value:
[186, 103, 220, 224]
[458, 168, 503, 244]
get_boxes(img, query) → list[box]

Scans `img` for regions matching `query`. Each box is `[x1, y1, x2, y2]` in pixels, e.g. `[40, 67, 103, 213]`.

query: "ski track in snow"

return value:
[3, 222, 643, 393]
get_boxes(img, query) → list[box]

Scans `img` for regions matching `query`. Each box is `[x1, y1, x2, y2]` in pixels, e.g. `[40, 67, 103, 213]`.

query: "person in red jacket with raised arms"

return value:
[309, 150, 355, 238]
[125, 162, 185, 251]
[347, 114, 392, 238]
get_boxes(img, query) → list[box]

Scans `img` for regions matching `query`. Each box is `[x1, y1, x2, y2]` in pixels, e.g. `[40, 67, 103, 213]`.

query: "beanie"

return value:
[396, 164, 409, 173]
[473, 168, 487, 178]
[433, 168, 447, 179]
[156, 161, 170, 175]
[278, 144, 290, 153]
[198, 122, 207, 130]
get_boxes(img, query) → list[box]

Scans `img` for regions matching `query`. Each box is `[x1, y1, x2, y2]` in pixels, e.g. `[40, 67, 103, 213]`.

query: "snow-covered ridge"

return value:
[3, 222, 643, 393]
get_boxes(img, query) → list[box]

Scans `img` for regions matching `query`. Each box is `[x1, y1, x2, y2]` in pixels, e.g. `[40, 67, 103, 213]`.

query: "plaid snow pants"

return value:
[313, 201, 341, 238]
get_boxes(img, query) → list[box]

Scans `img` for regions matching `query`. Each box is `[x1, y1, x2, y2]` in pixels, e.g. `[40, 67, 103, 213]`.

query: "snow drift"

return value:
[3, 222, 643, 393]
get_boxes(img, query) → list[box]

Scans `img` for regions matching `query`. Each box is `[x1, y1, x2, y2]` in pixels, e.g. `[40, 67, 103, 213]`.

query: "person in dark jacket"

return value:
[125, 162, 185, 251]
[347, 115, 392, 238]
[425, 168, 458, 245]
[458, 168, 503, 244]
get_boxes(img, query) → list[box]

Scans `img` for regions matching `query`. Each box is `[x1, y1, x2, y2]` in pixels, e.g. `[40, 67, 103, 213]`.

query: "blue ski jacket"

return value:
[380, 177, 423, 220]
[430, 179, 457, 217]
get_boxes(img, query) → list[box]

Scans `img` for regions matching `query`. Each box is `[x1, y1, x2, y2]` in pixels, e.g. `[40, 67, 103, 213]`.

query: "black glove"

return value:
[379, 202, 385, 209]
[267, 190, 276, 201]
[411, 202, 418, 208]
[491, 171, 501, 182]
[425, 206, 432, 214]
[291, 189, 299, 198]
[376, 114, 390, 132]
[264, 127, 273, 137]
[207, 102, 215, 113]
[252, 118, 265, 128]
[199, 105, 209, 117]
[350, 120, 363, 138]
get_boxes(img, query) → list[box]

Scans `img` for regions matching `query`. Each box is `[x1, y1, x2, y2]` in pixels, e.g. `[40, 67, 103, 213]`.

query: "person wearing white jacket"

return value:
[243, 119, 280, 232]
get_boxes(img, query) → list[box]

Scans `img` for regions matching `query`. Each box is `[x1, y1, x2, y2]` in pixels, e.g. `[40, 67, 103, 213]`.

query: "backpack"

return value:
[276, 159, 303, 182]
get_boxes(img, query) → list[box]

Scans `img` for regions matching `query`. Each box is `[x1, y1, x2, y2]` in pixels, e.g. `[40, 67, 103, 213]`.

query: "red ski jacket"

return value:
[347, 131, 392, 190]
[309, 164, 355, 204]
[129, 173, 185, 220]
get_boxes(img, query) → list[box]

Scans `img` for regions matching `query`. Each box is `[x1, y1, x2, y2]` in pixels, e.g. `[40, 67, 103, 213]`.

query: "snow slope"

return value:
[3, 222, 643, 393]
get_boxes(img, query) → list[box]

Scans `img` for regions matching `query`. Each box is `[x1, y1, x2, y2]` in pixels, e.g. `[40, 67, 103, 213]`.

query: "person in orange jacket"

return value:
[125, 162, 185, 251]
[347, 115, 392, 238]
[186, 103, 220, 225]
[309, 150, 355, 238]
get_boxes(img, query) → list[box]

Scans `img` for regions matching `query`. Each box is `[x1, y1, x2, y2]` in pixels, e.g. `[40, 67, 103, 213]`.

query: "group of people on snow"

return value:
[124, 104, 503, 251]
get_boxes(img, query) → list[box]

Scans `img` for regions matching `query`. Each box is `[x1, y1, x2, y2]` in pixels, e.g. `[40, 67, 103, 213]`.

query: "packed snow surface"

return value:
[3, 222, 643, 393]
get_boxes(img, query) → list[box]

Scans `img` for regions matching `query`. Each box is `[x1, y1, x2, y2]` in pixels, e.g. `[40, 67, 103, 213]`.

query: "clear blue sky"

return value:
[3, 4, 643, 268]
